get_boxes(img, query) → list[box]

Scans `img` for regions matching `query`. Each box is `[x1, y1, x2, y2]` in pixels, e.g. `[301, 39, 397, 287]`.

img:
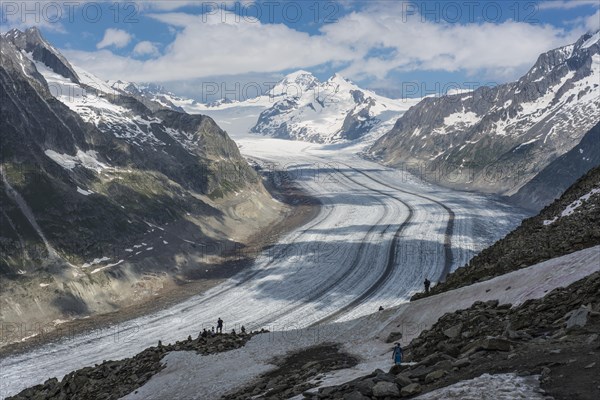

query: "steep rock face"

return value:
[251, 72, 420, 143]
[370, 31, 600, 201]
[510, 121, 600, 211]
[0, 28, 280, 332]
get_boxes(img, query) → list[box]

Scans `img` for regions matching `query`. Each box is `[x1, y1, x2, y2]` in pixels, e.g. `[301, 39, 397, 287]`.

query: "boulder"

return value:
[394, 374, 412, 387]
[400, 383, 422, 396]
[372, 381, 400, 397]
[425, 369, 446, 383]
[460, 337, 511, 357]
[443, 323, 463, 339]
[565, 306, 590, 329]
[344, 391, 370, 400]
[354, 378, 375, 395]
[386, 331, 403, 343]
[452, 358, 471, 368]
[432, 360, 453, 371]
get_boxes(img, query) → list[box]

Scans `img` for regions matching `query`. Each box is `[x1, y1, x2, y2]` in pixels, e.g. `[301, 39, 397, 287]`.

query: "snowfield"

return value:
[1, 136, 530, 398]
[123, 245, 599, 400]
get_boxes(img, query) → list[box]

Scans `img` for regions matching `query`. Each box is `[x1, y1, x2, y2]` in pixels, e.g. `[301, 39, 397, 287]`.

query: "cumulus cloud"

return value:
[66, 3, 595, 84]
[70, 11, 353, 82]
[96, 28, 132, 49]
[322, 3, 581, 81]
[133, 41, 160, 57]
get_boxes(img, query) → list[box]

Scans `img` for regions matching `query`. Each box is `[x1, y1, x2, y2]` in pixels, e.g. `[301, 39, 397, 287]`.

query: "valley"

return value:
[1, 10, 599, 400]
[0, 136, 524, 398]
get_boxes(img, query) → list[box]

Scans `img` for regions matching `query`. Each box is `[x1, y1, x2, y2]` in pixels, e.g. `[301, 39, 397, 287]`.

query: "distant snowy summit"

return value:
[110, 69, 421, 144]
[251, 71, 421, 143]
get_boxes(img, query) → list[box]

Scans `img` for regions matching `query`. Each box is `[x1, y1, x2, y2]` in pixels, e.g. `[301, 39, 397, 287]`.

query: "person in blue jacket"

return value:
[392, 343, 403, 365]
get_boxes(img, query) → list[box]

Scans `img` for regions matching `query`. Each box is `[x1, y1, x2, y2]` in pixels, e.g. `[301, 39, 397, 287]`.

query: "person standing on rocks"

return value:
[424, 278, 431, 294]
[393, 343, 403, 365]
[217, 317, 224, 334]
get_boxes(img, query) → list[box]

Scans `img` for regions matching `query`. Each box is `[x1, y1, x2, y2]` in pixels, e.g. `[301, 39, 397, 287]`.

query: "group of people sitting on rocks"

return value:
[199, 318, 248, 339]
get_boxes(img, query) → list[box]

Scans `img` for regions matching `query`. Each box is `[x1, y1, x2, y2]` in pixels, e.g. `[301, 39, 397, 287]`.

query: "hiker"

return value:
[241, 325, 246, 334]
[378, 306, 384, 311]
[211, 326, 215, 337]
[217, 317, 224, 334]
[424, 278, 431, 294]
[392, 343, 403, 365]
[201, 329, 208, 338]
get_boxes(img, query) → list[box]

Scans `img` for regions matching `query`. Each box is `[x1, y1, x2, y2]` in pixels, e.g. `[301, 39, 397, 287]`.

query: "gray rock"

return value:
[432, 360, 453, 371]
[425, 369, 446, 383]
[443, 323, 463, 339]
[343, 391, 369, 400]
[565, 306, 590, 329]
[354, 379, 375, 395]
[452, 358, 471, 368]
[394, 374, 412, 387]
[400, 383, 422, 396]
[386, 331, 403, 343]
[372, 381, 400, 397]
[460, 337, 511, 357]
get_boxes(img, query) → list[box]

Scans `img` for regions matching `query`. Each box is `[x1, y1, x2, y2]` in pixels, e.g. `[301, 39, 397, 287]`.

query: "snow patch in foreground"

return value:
[121, 246, 599, 400]
[414, 373, 547, 400]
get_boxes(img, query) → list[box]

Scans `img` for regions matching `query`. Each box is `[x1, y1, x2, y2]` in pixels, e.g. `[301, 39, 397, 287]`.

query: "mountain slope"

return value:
[370, 31, 600, 203]
[413, 164, 600, 300]
[510, 120, 600, 211]
[250, 71, 421, 143]
[0, 28, 284, 335]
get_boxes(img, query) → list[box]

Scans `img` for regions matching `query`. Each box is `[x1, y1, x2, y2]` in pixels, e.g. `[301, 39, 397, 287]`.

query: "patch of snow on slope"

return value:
[443, 111, 481, 127]
[81, 257, 110, 269]
[76, 186, 94, 196]
[544, 188, 600, 224]
[44, 149, 108, 172]
[414, 373, 547, 400]
[581, 31, 600, 49]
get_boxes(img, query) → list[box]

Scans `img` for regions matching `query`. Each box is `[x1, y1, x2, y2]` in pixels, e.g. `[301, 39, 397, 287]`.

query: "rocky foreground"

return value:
[8, 269, 599, 400]
[306, 271, 600, 400]
[7, 331, 265, 400]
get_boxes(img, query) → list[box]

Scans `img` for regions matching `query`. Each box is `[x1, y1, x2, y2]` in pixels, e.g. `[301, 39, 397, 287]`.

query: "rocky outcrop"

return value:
[308, 271, 600, 399]
[413, 165, 600, 300]
[7, 331, 259, 400]
[370, 31, 600, 203]
[223, 344, 358, 400]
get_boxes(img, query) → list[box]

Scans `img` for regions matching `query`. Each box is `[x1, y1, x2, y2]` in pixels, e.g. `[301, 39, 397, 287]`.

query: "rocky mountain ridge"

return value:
[370, 30, 600, 208]
[0, 27, 284, 339]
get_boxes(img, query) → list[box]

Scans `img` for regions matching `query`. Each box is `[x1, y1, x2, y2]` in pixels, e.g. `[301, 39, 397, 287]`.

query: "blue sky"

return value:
[2, 1, 599, 100]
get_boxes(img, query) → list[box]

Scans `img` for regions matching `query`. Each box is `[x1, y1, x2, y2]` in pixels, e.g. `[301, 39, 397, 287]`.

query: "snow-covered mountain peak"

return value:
[269, 70, 320, 98]
[579, 29, 600, 50]
[3, 27, 80, 83]
[252, 70, 422, 143]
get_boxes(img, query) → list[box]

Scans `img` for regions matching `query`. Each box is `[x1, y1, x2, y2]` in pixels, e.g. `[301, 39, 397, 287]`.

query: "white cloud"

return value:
[584, 9, 600, 32]
[65, 3, 596, 85]
[133, 41, 160, 57]
[96, 28, 132, 49]
[320, 3, 582, 81]
[70, 11, 354, 82]
[537, 0, 599, 10]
